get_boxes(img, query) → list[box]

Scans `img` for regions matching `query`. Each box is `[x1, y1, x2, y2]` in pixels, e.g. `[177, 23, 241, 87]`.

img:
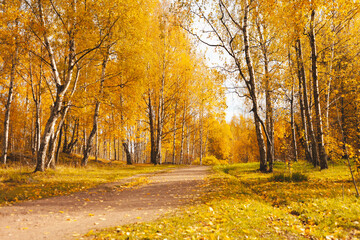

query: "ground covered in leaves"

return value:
[0, 159, 175, 205]
[0, 165, 208, 240]
[88, 161, 360, 240]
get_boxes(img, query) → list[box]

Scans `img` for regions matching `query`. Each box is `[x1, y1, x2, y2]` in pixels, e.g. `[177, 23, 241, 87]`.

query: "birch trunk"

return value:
[156, 73, 165, 164]
[310, 10, 328, 169]
[295, 38, 318, 166]
[291, 83, 298, 162]
[148, 92, 157, 165]
[289, 52, 298, 162]
[172, 102, 178, 164]
[34, 0, 76, 172]
[179, 102, 186, 164]
[243, 1, 267, 172]
[82, 57, 108, 166]
[29, 52, 42, 157]
[47, 68, 79, 168]
[295, 40, 312, 163]
[256, 20, 274, 172]
[2, 51, 17, 165]
[123, 141, 132, 165]
[199, 111, 203, 165]
[264, 55, 274, 172]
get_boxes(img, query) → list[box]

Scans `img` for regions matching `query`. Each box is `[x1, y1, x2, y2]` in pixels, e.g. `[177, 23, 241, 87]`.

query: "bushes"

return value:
[219, 165, 238, 174]
[193, 156, 227, 166]
[271, 172, 308, 182]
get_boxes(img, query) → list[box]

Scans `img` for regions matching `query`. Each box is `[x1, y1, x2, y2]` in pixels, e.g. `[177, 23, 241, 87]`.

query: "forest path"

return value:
[0, 166, 210, 240]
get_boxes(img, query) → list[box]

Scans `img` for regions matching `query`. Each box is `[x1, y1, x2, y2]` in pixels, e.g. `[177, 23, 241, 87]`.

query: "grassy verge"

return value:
[86, 161, 360, 239]
[0, 158, 175, 206]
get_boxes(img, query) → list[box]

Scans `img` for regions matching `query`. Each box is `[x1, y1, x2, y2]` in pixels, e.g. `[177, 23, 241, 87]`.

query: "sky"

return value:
[203, 48, 246, 122]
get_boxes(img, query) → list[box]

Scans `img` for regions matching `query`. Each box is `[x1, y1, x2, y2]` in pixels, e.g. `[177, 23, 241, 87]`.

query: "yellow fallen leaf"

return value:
[136, 217, 142, 219]
[89, 213, 94, 217]
[59, 211, 64, 214]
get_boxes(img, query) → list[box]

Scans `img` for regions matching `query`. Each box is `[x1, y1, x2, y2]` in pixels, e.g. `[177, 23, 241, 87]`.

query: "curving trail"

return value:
[0, 166, 209, 240]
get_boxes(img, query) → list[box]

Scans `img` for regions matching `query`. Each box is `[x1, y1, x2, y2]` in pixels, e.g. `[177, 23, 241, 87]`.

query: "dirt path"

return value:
[0, 166, 210, 240]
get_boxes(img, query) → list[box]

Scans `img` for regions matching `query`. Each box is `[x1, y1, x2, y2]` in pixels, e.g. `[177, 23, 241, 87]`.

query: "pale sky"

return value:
[203, 49, 246, 123]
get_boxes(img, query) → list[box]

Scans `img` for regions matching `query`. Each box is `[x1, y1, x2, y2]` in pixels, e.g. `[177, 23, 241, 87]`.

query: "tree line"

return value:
[0, 0, 226, 171]
[180, 0, 360, 172]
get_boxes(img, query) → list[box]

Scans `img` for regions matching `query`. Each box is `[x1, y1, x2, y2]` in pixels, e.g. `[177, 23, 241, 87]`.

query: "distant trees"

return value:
[180, 0, 360, 170]
[0, 0, 226, 170]
[2, 0, 360, 172]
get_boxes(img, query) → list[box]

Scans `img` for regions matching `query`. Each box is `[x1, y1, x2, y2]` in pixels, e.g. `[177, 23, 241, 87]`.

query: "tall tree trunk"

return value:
[62, 119, 78, 154]
[186, 127, 190, 164]
[309, 10, 328, 169]
[36, 97, 67, 172]
[2, 51, 17, 165]
[295, 38, 318, 167]
[289, 52, 298, 162]
[242, 1, 267, 172]
[256, 20, 274, 172]
[46, 133, 57, 169]
[108, 136, 112, 160]
[156, 73, 165, 164]
[199, 110, 203, 165]
[192, 127, 196, 163]
[326, 14, 336, 135]
[113, 137, 117, 160]
[123, 141, 132, 165]
[34, 0, 76, 172]
[291, 81, 298, 162]
[264, 54, 274, 172]
[295, 40, 312, 163]
[35, 102, 41, 154]
[82, 57, 108, 166]
[179, 102, 186, 164]
[340, 79, 348, 159]
[172, 102, 178, 164]
[55, 126, 63, 164]
[148, 92, 157, 165]
[95, 127, 98, 161]
[47, 67, 80, 169]
[30, 50, 43, 158]
[47, 105, 72, 169]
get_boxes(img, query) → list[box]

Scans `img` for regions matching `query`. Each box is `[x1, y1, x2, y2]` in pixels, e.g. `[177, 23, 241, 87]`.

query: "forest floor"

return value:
[0, 166, 210, 240]
[89, 161, 360, 240]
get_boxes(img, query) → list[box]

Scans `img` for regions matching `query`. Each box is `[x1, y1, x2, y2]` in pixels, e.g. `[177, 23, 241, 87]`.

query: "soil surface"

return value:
[0, 166, 210, 240]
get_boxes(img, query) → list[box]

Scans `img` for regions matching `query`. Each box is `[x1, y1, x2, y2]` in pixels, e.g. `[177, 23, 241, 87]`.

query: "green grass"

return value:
[86, 161, 360, 239]
[0, 160, 175, 205]
[271, 172, 308, 182]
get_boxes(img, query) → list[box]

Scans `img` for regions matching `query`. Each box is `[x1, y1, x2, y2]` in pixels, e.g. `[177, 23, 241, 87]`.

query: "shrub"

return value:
[193, 156, 226, 165]
[271, 172, 308, 182]
[222, 165, 237, 174]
